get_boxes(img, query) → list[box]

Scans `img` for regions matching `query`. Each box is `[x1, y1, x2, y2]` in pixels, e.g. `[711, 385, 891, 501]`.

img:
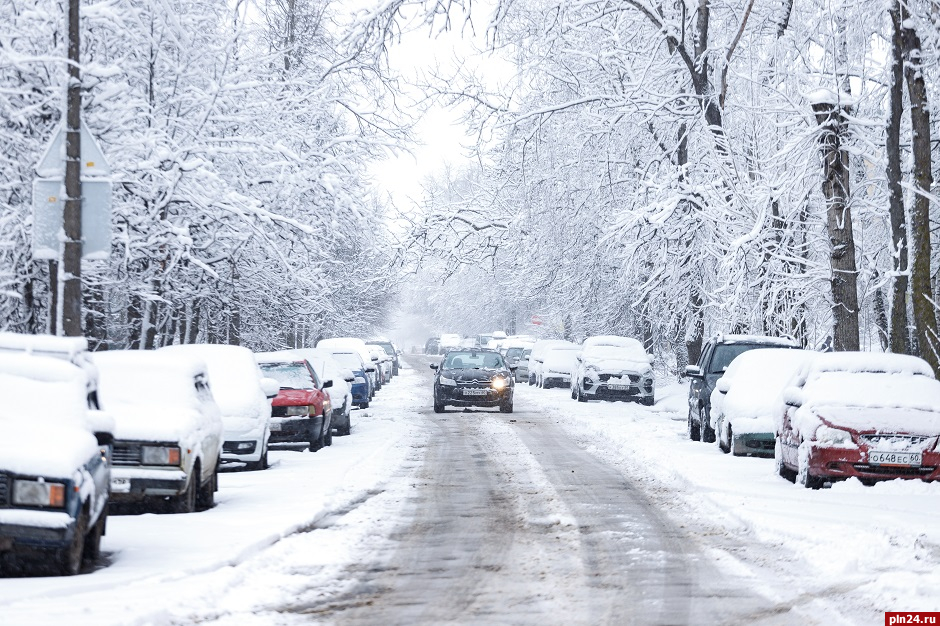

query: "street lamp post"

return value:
[60, 0, 83, 336]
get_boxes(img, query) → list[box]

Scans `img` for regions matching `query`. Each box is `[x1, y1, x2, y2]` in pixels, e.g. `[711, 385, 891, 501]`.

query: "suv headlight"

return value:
[815, 425, 853, 445]
[13, 479, 66, 507]
[285, 405, 311, 416]
[141, 445, 182, 466]
[439, 375, 457, 386]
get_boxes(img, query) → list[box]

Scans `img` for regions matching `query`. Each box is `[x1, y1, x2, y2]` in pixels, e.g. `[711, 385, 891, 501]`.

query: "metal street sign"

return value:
[32, 178, 112, 260]
[35, 124, 112, 177]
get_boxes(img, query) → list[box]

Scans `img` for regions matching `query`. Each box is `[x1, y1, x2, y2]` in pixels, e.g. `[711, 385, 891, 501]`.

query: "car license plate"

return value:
[110, 478, 131, 493]
[463, 388, 488, 396]
[607, 384, 630, 391]
[869, 451, 922, 466]
[269, 421, 282, 431]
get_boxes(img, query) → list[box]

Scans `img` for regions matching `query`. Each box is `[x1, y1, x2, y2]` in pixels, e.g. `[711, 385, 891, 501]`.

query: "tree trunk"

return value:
[901, 13, 940, 375]
[887, 0, 910, 354]
[812, 100, 860, 352]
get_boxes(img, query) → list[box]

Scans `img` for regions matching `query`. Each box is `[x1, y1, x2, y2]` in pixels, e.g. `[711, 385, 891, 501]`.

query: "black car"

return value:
[431, 349, 514, 413]
[685, 334, 800, 442]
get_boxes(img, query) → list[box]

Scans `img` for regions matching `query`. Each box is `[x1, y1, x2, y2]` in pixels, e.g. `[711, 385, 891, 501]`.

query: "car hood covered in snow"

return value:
[108, 403, 204, 444]
[0, 421, 99, 479]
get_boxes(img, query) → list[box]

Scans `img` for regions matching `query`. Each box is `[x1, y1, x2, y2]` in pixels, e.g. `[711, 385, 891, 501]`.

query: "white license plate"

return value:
[110, 478, 131, 493]
[607, 384, 630, 391]
[869, 451, 922, 466]
[463, 388, 488, 396]
[269, 421, 282, 431]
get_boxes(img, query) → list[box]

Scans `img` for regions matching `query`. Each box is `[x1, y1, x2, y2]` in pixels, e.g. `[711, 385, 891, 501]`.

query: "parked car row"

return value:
[686, 334, 940, 488]
[0, 332, 401, 577]
[521, 335, 656, 406]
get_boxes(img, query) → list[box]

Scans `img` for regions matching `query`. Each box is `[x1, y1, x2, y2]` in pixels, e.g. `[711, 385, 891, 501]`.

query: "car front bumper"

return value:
[109, 467, 188, 501]
[436, 385, 513, 407]
[731, 432, 775, 457]
[807, 445, 940, 482]
[0, 509, 76, 551]
[269, 416, 320, 444]
[582, 380, 654, 402]
[542, 374, 571, 388]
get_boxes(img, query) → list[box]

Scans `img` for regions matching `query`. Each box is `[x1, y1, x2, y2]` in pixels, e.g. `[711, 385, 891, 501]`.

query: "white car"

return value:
[539, 344, 583, 389]
[0, 352, 112, 575]
[439, 333, 462, 351]
[709, 348, 814, 457]
[161, 344, 277, 470]
[368, 344, 392, 386]
[93, 351, 224, 513]
[317, 337, 380, 395]
[527, 339, 577, 385]
[572, 339, 655, 405]
[286, 348, 355, 436]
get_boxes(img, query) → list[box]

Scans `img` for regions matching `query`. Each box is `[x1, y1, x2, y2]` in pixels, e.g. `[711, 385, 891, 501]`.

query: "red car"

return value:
[257, 356, 332, 451]
[775, 352, 940, 488]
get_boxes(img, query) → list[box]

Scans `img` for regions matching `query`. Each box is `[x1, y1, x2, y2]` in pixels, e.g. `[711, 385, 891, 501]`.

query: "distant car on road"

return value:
[431, 349, 515, 413]
[709, 348, 813, 457]
[367, 339, 400, 376]
[0, 352, 112, 575]
[539, 344, 583, 389]
[93, 350, 224, 513]
[503, 346, 531, 382]
[527, 339, 575, 385]
[776, 352, 940, 488]
[686, 334, 800, 443]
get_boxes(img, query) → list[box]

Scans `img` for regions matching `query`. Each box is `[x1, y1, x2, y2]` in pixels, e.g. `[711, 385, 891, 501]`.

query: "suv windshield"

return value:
[444, 351, 505, 369]
[259, 362, 316, 390]
[709, 344, 765, 374]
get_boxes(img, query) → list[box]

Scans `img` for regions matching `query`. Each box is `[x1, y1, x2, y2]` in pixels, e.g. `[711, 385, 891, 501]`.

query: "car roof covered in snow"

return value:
[803, 351, 935, 379]
[0, 331, 88, 359]
[712, 333, 799, 347]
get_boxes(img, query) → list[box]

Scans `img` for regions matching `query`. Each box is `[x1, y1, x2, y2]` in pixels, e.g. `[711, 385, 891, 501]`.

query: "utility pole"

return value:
[61, 0, 83, 336]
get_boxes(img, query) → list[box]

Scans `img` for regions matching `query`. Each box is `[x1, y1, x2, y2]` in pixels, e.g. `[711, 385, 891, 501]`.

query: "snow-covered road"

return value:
[1, 357, 937, 625]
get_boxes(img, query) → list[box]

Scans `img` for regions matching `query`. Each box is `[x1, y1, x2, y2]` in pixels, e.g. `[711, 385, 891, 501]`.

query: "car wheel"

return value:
[247, 446, 268, 471]
[499, 400, 513, 413]
[340, 412, 352, 436]
[528, 374, 534, 386]
[170, 470, 198, 513]
[797, 444, 823, 489]
[640, 395, 654, 406]
[433, 396, 445, 413]
[718, 420, 730, 453]
[57, 509, 88, 575]
[324, 415, 333, 447]
[699, 406, 716, 443]
[687, 408, 701, 441]
[571, 386, 577, 400]
[774, 438, 795, 482]
[359, 401, 370, 409]
[82, 507, 106, 562]
[196, 463, 217, 511]
[577, 384, 588, 403]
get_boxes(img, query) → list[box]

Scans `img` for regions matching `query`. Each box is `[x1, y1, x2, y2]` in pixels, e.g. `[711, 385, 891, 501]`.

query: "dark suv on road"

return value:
[685, 334, 800, 443]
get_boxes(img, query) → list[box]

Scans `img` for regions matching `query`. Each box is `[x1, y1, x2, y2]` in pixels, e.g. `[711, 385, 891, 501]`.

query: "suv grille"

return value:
[112, 442, 143, 466]
[0, 474, 8, 506]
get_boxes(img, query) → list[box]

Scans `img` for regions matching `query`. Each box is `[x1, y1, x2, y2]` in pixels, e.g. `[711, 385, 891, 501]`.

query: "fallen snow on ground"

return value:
[514, 380, 940, 620]
[0, 362, 427, 626]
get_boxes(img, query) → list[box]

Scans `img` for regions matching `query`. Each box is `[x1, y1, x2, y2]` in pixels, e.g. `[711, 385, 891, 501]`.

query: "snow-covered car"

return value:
[572, 340, 655, 405]
[160, 344, 276, 470]
[256, 354, 333, 451]
[686, 334, 800, 443]
[431, 349, 514, 413]
[776, 352, 940, 488]
[439, 333, 462, 351]
[0, 353, 112, 576]
[0, 332, 102, 409]
[324, 349, 373, 409]
[92, 351, 224, 513]
[527, 339, 575, 385]
[366, 339, 400, 376]
[709, 349, 814, 457]
[317, 338, 379, 396]
[539, 344, 583, 389]
[289, 348, 355, 436]
[367, 344, 392, 388]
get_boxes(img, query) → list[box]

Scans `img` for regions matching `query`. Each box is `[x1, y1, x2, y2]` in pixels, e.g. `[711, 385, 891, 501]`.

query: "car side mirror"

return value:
[783, 387, 804, 408]
[685, 365, 703, 378]
[371, 356, 379, 362]
[365, 366, 376, 373]
[430, 363, 439, 370]
[323, 379, 333, 389]
[509, 365, 517, 371]
[344, 376, 355, 383]
[715, 377, 730, 394]
[260, 377, 280, 399]
[95, 431, 114, 447]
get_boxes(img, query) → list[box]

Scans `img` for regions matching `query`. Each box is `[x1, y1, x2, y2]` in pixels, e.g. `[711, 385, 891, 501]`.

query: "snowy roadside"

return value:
[0, 362, 426, 626]
[515, 381, 940, 621]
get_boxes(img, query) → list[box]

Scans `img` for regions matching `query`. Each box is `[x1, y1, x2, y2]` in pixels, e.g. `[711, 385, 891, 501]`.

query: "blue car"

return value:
[0, 351, 112, 576]
[327, 350, 373, 409]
